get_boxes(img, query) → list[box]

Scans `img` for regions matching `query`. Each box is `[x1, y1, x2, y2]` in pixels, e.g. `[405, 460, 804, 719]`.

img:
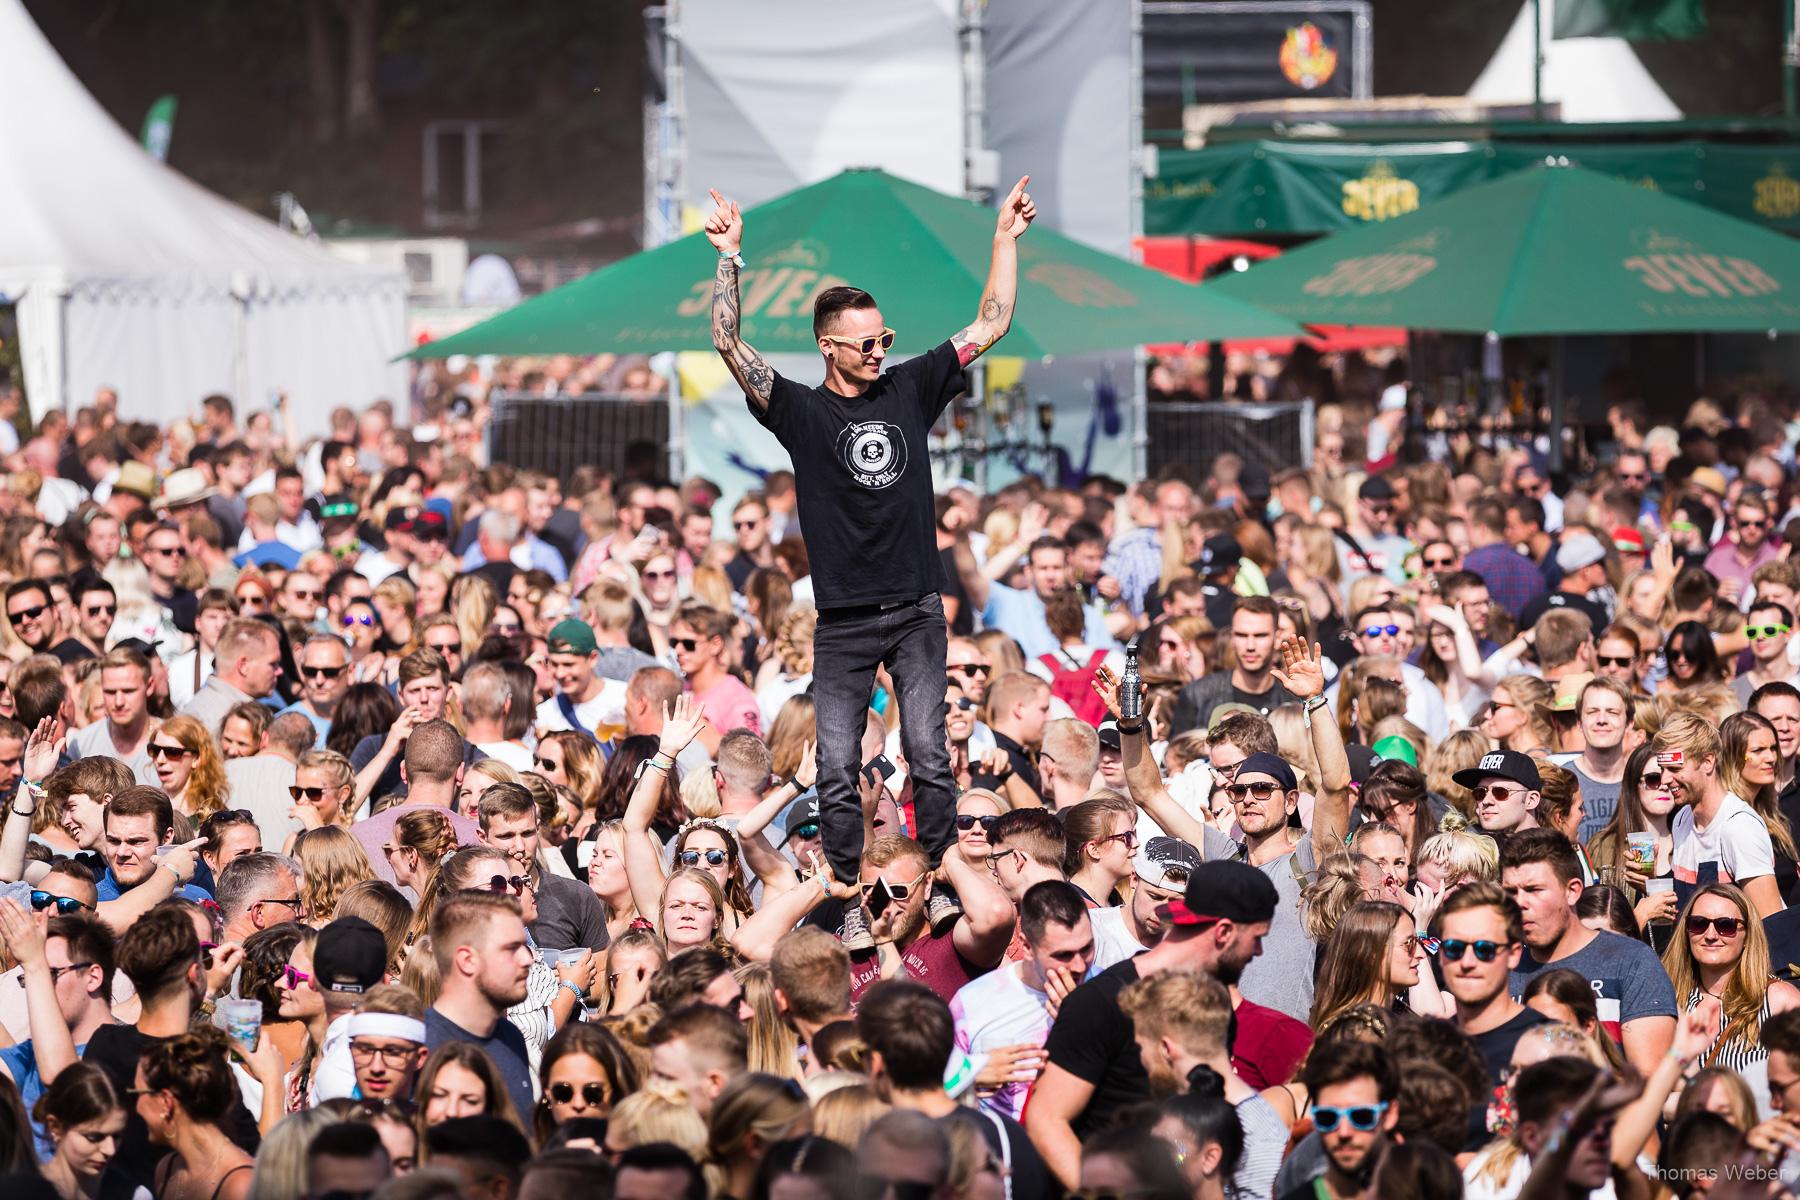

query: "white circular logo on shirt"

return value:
[838, 421, 907, 490]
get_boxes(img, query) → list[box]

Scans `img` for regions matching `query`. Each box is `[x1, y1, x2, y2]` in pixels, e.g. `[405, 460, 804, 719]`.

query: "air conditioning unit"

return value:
[323, 237, 469, 306]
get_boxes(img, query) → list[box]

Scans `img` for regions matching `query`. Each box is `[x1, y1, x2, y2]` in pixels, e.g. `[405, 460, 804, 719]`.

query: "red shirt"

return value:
[1232, 997, 1312, 1088]
[849, 926, 989, 1006]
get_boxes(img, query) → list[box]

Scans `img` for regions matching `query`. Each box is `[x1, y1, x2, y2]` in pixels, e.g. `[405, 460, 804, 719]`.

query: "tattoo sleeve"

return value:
[711, 256, 774, 407]
[951, 295, 1010, 367]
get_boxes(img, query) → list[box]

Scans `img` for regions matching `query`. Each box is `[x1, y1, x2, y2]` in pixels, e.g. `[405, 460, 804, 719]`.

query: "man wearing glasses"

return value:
[278, 634, 352, 743]
[1333, 477, 1413, 604]
[723, 495, 776, 593]
[4, 580, 90, 666]
[1705, 493, 1782, 604]
[216, 852, 304, 944]
[705, 176, 1035, 892]
[138, 521, 198, 643]
[1430, 881, 1545, 1090]
[0, 907, 118, 1157]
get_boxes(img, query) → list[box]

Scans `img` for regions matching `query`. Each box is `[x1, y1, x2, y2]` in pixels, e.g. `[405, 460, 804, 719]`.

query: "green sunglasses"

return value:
[1747, 625, 1792, 640]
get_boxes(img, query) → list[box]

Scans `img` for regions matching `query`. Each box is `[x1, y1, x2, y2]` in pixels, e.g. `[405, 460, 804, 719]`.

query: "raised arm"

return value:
[1270, 639, 1350, 862]
[949, 176, 1036, 368]
[705, 189, 775, 411]
[622, 697, 708, 920]
[1091, 670, 1212, 850]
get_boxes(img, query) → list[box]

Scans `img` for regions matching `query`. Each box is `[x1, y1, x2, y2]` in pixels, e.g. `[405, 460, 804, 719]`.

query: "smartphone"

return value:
[1656, 750, 1685, 769]
[866, 877, 894, 920]
[863, 754, 897, 784]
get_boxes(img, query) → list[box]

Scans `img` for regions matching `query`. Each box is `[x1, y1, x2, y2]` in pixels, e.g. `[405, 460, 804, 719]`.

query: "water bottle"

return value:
[1120, 639, 1143, 724]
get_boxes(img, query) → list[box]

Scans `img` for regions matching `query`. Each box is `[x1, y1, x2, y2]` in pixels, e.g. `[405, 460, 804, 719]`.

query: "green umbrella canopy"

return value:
[1211, 164, 1800, 336]
[408, 168, 1297, 360]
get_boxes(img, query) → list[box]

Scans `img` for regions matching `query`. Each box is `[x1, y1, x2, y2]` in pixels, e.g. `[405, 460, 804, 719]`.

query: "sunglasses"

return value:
[1438, 938, 1510, 963]
[549, 1081, 609, 1106]
[491, 622, 523, 636]
[146, 545, 183, 557]
[341, 614, 374, 627]
[642, 570, 675, 581]
[862, 873, 928, 902]
[289, 786, 336, 801]
[1224, 781, 1281, 802]
[1747, 625, 1792, 640]
[791, 822, 821, 840]
[679, 848, 728, 867]
[1640, 771, 1667, 790]
[1688, 915, 1745, 939]
[1091, 830, 1139, 851]
[427, 641, 462, 655]
[6, 604, 45, 623]
[287, 589, 323, 601]
[1469, 784, 1524, 803]
[467, 874, 532, 896]
[83, 604, 117, 618]
[733, 519, 762, 531]
[671, 638, 700, 652]
[1406, 934, 1441, 956]
[303, 665, 347, 679]
[1597, 654, 1634, 668]
[1739, 519, 1770, 530]
[823, 328, 897, 355]
[1310, 1102, 1389, 1133]
[1422, 557, 1456, 569]
[535, 758, 561, 773]
[1361, 625, 1400, 638]
[950, 664, 990, 678]
[956, 813, 1000, 832]
[30, 890, 92, 914]
[147, 742, 192, 760]
[282, 964, 314, 989]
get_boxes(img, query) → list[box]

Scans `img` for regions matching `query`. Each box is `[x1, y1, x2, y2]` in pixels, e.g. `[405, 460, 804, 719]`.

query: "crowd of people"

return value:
[2, 369, 1800, 1200]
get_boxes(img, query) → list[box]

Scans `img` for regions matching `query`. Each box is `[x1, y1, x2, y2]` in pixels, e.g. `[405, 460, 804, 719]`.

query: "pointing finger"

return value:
[1006, 174, 1029, 202]
[708, 187, 726, 207]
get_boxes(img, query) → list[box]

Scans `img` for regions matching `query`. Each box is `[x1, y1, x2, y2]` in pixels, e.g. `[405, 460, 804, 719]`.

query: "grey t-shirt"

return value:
[1572, 761, 1624, 845]
[530, 872, 611, 952]
[595, 645, 661, 682]
[1509, 929, 1678, 1041]
[65, 721, 155, 785]
[1237, 836, 1319, 1023]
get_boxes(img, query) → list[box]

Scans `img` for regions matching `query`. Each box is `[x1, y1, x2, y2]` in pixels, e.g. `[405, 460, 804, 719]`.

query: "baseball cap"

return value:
[1233, 751, 1296, 792]
[1198, 534, 1241, 573]
[317, 495, 358, 523]
[1612, 526, 1646, 554]
[547, 619, 598, 656]
[1134, 836, 1201, 890]
[1359, 476, 1397, 502]
[1371, 735, 1418, 766]
[1378, 383, 1408, 413]
[1555, 533, 1607, 574]
[1096, 718, 1122, 751]
[410, 510, 449, 539]
[1452, 749, 1543, 793]
[1162, 860, 1279, 927]
[314, 916, 387, 994]
[383, 507, 417, 533]
[1346, 743, 1378, 787]
[781, 794, 820, 842]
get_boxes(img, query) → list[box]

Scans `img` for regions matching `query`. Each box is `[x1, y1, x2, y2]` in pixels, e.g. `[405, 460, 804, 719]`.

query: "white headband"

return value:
[345, 1013, 427, 1044]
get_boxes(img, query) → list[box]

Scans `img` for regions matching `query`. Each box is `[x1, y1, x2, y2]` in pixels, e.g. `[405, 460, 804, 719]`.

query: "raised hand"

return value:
[794, 739, 818, 791]
[1090, 666, 1123, 720]
[23, 716, 64, 785]
[1269, 638, 1326, 701]
[996, 176, 1037, 240]
[658, 694, 708, 758]
[0, 897, 44, 970]
[1016, 501, 1050, 545]
[704, 188, 743, 255]
[1673, 998, 1717, 1064]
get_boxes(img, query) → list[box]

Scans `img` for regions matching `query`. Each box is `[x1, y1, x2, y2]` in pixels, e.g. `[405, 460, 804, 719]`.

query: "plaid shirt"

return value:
[1464, 543, 1548, 620]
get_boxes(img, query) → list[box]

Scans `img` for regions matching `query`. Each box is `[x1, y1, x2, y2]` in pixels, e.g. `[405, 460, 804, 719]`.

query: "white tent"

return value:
[0, 0, 407, 432]
[1469, 0, 1682, 122]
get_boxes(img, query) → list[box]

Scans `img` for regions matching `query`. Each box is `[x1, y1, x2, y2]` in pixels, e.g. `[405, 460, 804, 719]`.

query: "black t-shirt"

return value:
[1470, 1005, 1548, 1088]
[49, 637, 95, 665]
[1517, 589, 1610, 635]
[1044, 957, 1146, 1138]
[83, 1023, 261, 1194]
[751, 343, 965, 609]
[939, 546, 973, 636]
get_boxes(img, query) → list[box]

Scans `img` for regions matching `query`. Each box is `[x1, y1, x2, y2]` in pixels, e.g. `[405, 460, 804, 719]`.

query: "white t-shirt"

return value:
[1672, 792, 1777, 890]
[534, 681, 626, 736]
[475, 741, 536, 772]
[949, 962, 1055, 1121]
[1089, 906, 1147, 970]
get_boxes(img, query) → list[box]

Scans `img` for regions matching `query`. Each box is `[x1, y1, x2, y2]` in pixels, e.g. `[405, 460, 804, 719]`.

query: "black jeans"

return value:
[813, 593, 955, 881]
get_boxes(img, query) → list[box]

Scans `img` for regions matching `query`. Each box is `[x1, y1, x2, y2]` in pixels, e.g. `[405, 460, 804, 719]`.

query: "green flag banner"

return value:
[1552, 0, 1705, 40]
[1147, 141, 1800, 238]
[140, 95, 177, 162]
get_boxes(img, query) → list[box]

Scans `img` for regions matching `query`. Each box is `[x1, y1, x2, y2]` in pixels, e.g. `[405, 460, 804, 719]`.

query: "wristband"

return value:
[1117, 720, 1144, 735]
[557, 981, 585, 1003]
[1303, 695, 1329, 713]
[718, 249, 745, 267]
[159, 861, 182, 883]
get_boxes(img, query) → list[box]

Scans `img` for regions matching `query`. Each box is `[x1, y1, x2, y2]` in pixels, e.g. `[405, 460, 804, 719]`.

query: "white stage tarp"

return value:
[0, 0, 406, 432]
[1469, 0, 1682, 123]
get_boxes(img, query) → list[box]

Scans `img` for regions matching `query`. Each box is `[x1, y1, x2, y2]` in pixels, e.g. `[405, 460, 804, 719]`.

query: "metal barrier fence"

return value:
[1145, 400, 1314, 479]
[485, 392, 672, 484]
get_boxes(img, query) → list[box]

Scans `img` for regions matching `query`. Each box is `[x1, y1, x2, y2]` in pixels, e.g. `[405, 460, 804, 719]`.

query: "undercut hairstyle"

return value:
[769, 927, 851, 1025]
[855, 981, 955, 1092]
[648, 946, 736, 1013]
[357, 981, 426, 1020]
[860, 833, 929, 874]
[404, 719, 466, 784]
[1209, 712, 1278, 758]
[812, 286, 878, 339]
[1041, 719, 1100, 782]
[116, 904, 200, 1000]
[97, 646, 151, 682]
[987, 808, 1066, 871]
[1118, 969, 1231, 1061]
[1428, 879, 1526, 945]
[47, 913, 115, 1000]
[215, 852, 300, 926]
[647, 1003, 749, 1073]
[715, 730, 773, 795]
[1233, 594, 1279, 622]
[985, 670, 1049, 722]
[1301, 1035, 1398, 1104]
[429, 891, 523, 976]
[1501, 828, 1585, 888]
[476, 781, 537, 830]
[105, 785, 173, 842]
[1019, 880, 1089, 946]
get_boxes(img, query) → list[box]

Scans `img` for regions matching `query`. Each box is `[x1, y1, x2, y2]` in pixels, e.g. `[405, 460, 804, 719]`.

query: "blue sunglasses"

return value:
[1361, 625, 1400, 638]
[1310, 1101, 1389, 1133]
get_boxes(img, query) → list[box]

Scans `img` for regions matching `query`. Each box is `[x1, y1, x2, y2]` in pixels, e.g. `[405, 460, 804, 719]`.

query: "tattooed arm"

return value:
[950, 174, 1037, 368]
[704, 188, 776, 411]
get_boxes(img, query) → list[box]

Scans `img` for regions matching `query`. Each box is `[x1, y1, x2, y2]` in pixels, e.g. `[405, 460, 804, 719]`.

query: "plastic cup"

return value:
[1626, 833, 1657, 874]
[555, 948, 589, 967]
[214, 997, 262, 1052]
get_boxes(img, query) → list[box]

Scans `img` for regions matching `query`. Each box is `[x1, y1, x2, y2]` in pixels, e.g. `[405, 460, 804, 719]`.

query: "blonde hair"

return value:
[294, 825, 375, 925]
[736, 962, 800, 1079]
[1294, 524, 1341, 582]
[1299, 853, 1377, 943]
[810, 1083, 890, 1150]
[449, 574, 497, 660]
[1415, 816, 1501, 885]
[701, 1073, 811, 1195]
[1662, 884, 1776, 1052]
[608, 1080, 707, 1158]
[774, 607, 817, 677]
